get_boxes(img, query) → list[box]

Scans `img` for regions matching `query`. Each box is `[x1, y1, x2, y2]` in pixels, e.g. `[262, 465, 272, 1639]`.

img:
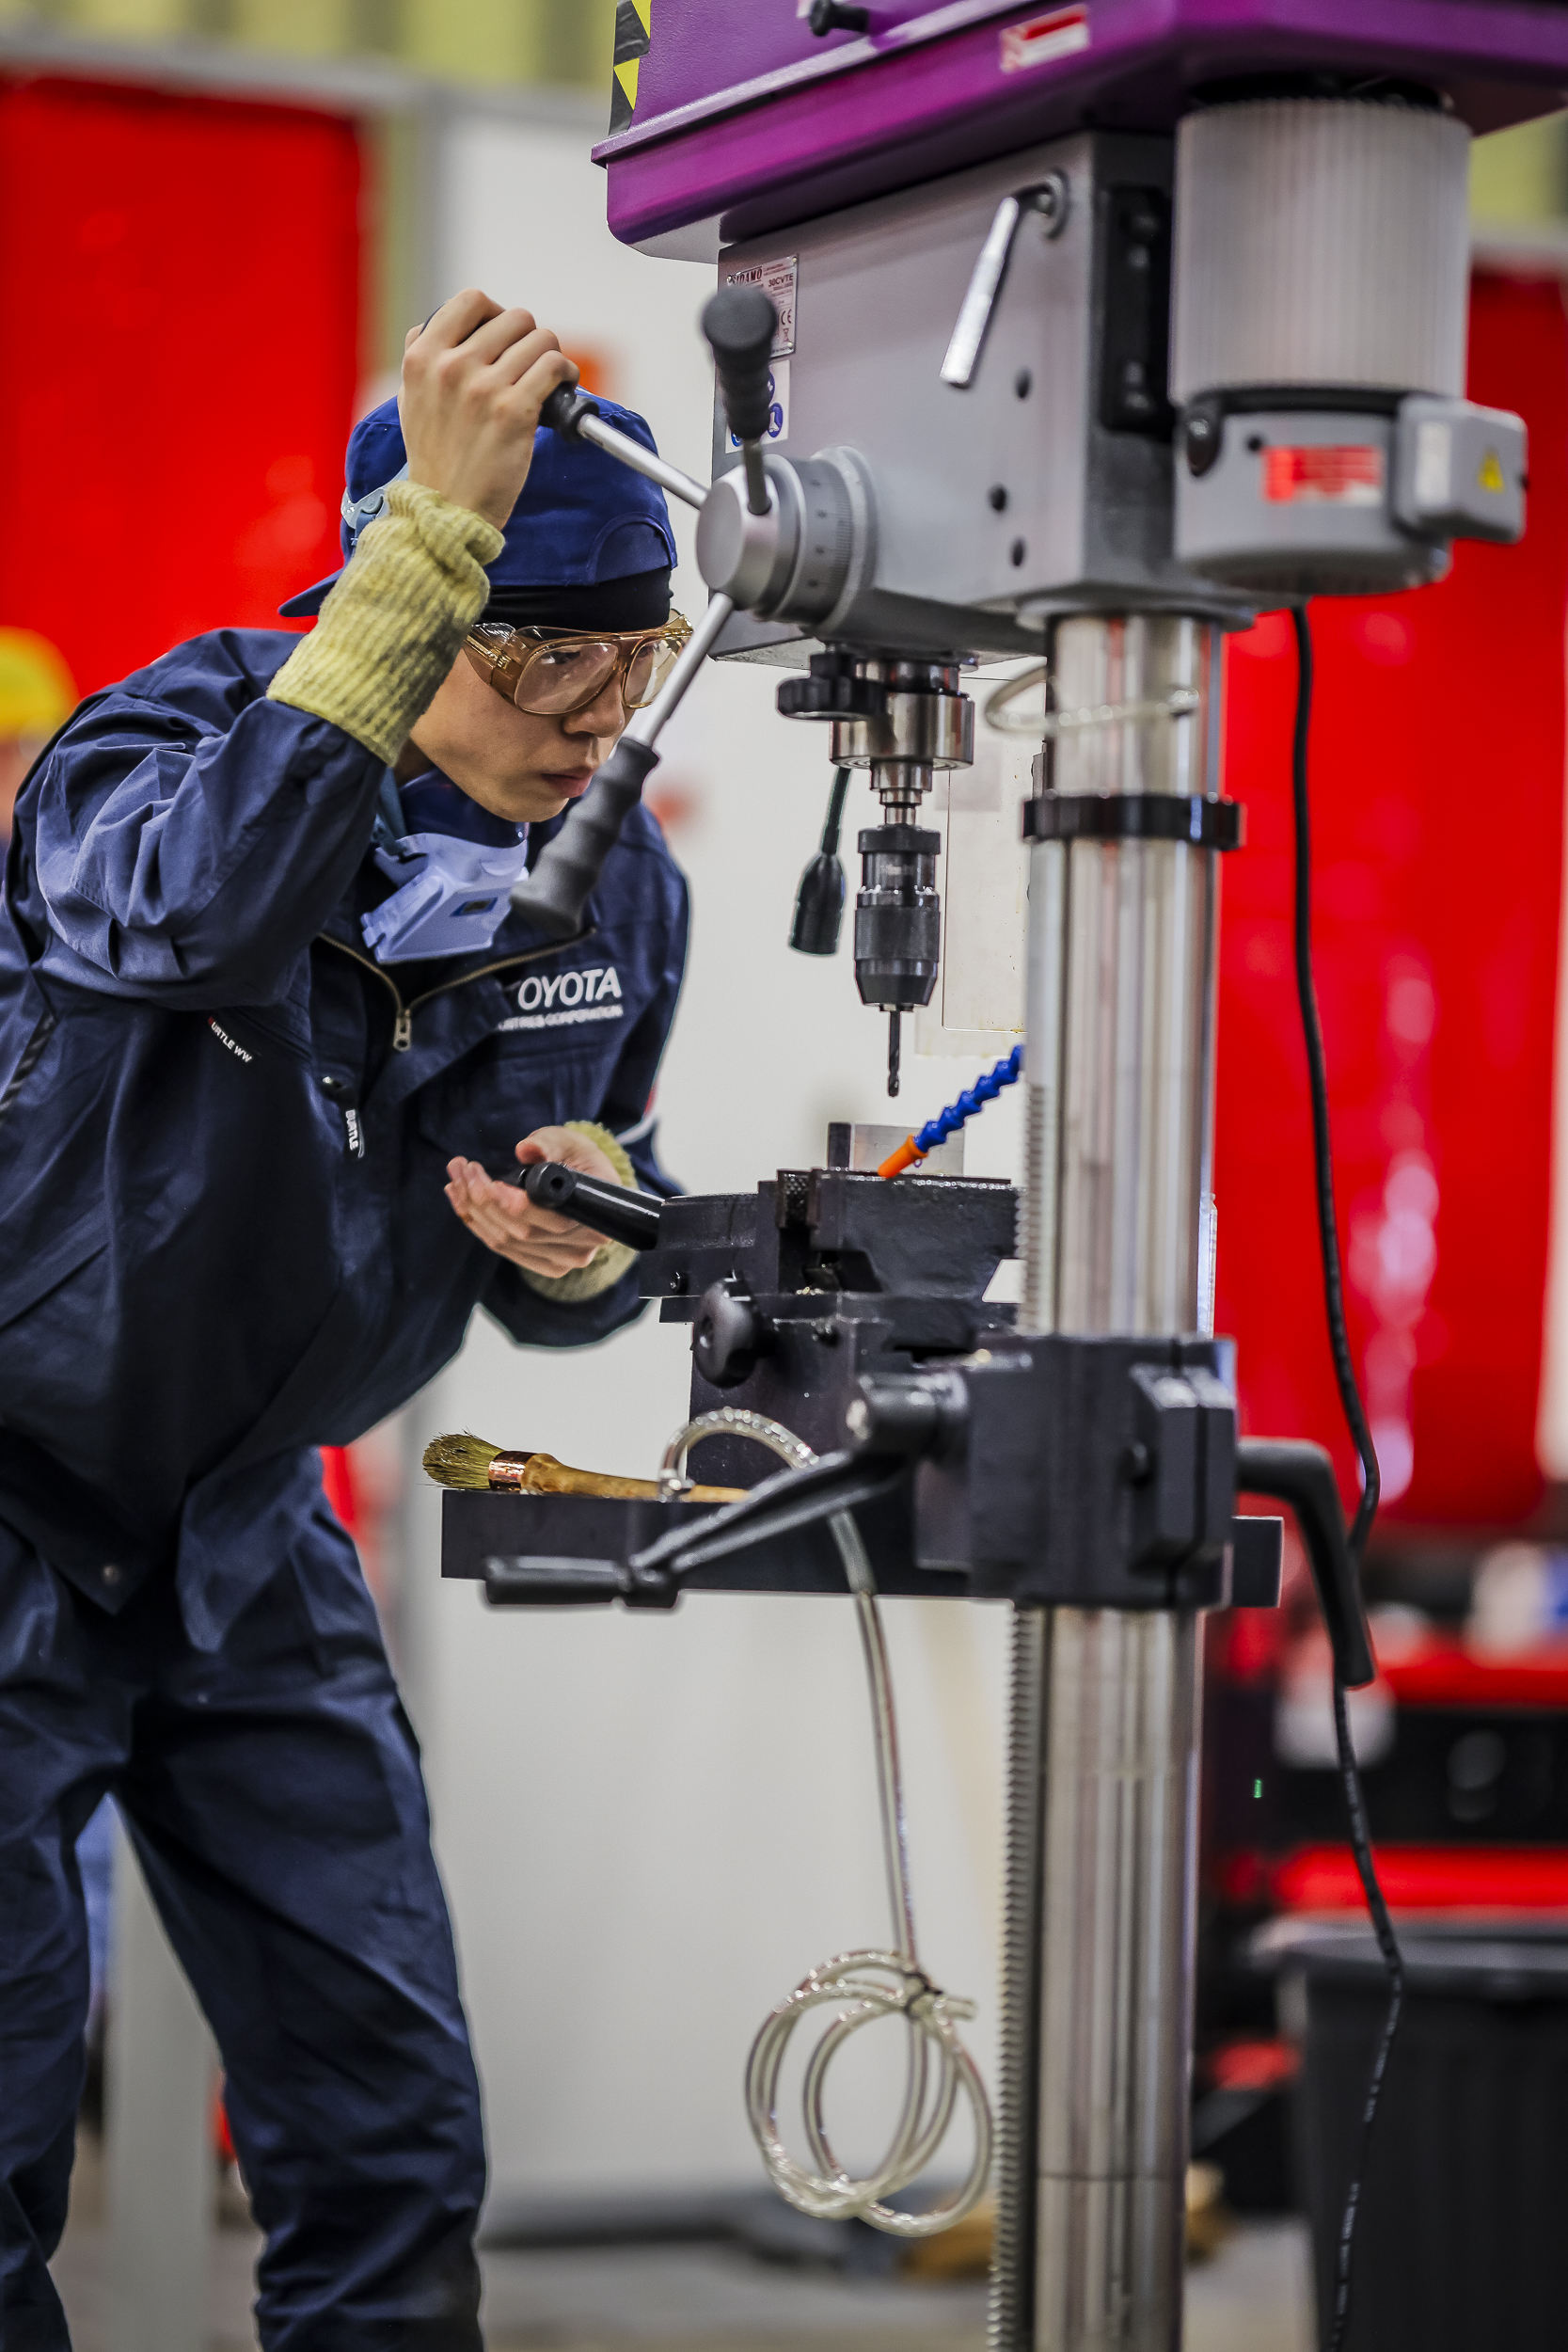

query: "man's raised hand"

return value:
[400, 291, 578, 532]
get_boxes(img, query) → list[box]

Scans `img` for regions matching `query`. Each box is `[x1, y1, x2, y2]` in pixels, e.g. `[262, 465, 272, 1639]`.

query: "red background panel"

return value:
[1216, 275, 1568, 1531]
[0, 75, 362, 692]
[1271, 1845, 1568, 1914]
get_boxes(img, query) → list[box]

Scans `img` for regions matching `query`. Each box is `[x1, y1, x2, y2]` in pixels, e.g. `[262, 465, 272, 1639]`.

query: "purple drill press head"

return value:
[595, 0, 1568, 252]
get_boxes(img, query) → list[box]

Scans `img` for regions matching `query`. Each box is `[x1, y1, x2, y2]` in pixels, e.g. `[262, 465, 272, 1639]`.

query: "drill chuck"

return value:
[853, 824, 941, 1009]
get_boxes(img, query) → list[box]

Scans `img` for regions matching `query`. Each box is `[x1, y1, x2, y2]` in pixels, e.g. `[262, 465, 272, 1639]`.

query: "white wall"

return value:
[400, 109, 1021, 2207]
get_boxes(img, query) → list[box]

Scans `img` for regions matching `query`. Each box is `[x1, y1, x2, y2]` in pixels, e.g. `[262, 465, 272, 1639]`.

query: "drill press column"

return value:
[995, 612, 1221, 2352]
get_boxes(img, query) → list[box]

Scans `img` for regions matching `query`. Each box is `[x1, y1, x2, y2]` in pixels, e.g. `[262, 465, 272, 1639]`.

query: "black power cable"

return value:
[1289, 604, 1405, 2352]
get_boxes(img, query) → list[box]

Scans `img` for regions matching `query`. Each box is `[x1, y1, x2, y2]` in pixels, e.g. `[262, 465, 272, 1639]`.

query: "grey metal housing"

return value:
[1394, 397, 1528, 544]
[711, 129, 1249, 661]
[1176, 407, 1449, 597]
[1176, 399, 1528, 596]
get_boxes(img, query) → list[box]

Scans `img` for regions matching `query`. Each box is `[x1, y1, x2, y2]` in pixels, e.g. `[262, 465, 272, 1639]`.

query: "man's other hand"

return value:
[444, 1125, 622, 1276]
[401, 291, 578, 532]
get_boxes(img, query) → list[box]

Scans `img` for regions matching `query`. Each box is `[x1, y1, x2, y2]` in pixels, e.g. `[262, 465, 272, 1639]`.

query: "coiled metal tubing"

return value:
[657, 1407, 993, 2237]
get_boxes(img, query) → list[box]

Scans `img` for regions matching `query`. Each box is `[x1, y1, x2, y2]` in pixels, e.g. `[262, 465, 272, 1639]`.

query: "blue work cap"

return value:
[279, 391, 676, 621]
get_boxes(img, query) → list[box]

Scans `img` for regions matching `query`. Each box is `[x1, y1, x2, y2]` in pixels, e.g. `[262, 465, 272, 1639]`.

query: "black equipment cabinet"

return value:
[1283, 1926, 1568, 2352]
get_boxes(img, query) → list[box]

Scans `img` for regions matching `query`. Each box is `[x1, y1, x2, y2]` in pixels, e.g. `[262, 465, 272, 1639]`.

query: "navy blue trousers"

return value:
[0, 1502, 485, 2351]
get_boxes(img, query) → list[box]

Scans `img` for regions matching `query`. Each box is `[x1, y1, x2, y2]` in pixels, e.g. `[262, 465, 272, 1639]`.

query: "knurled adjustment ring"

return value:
[778, 652, 889, 723]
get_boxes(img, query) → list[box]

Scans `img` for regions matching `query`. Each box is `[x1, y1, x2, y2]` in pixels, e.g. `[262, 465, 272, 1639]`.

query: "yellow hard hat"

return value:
[0, 628, 76, 739]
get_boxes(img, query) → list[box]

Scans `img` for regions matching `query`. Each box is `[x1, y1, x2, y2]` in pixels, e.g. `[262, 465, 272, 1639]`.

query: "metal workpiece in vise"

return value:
[661, 1166, 1018, 1432]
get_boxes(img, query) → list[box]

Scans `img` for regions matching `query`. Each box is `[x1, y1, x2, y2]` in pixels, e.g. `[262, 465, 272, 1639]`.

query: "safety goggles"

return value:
[462, 613, 692, 718]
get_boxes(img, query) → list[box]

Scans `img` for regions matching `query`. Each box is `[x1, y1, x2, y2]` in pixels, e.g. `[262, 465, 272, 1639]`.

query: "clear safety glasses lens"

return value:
[513, 642, 619, 715]
[511, 634, 681, 716]
[623, 637, 673, 707]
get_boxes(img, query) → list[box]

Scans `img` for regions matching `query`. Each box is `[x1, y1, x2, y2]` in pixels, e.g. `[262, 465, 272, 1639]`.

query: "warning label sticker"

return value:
[1263, 445, 1385, 507]
[727, 360, 790, 449]
[722, 254, 797, 358]
[1000, 6, 1089, 72]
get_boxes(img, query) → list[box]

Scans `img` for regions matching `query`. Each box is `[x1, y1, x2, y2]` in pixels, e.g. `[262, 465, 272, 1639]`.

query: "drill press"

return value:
[448, 9, 1560, 2344]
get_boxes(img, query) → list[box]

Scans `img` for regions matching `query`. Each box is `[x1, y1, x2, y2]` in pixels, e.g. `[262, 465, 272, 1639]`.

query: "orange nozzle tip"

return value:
[878, 1138, 923, 1180]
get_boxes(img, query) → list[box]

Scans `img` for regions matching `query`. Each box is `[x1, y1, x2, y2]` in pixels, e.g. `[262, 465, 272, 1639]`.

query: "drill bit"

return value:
[887, 1008, 901, 1098]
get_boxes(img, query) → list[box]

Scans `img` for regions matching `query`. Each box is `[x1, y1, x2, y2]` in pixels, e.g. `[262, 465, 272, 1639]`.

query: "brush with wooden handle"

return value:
[422, 1433, 744, 1503]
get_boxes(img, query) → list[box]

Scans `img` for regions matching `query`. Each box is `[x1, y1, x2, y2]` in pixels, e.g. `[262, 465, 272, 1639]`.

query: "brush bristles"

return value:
[422, 1432, 502, 1489]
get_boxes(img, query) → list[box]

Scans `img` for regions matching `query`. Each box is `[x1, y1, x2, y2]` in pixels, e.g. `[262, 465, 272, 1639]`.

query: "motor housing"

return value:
[1171, 91, 1527, 593]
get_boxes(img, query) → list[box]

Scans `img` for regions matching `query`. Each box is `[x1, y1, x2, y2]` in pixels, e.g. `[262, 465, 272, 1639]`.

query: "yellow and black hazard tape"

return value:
[610, 0, 652, 135]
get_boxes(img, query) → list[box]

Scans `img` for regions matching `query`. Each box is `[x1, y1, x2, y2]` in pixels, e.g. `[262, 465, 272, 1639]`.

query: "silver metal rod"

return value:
[849, 1582, 919, 1963]
[741, 438, 770, 517]
[576, 409, 708, 511]
[1033, 1609, 1201, 2352]
[993, 612, 1223, 2352]
[942, 193, 1022, 388]
[625, 595, 735, 749]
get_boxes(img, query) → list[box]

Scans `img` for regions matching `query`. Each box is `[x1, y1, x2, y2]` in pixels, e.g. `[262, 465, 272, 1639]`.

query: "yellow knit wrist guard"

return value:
[267, 480, 504, 766]
[519, 1122, 642, 1306]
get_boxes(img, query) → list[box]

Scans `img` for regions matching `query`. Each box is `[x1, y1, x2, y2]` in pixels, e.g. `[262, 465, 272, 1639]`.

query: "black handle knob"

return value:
[809, 0, 869, 30]
[523, 1161, 664, 1252]
[788, 853, 846, 956]
[539, 383, 596, 439]
[1235, 1438, 1376, 1689]
[692, 1281, 771, 1389]
[483, 1555, 626, 1607]
[510, 737, 660, 940]
[845, 1369, 968, 1459]
[701, 286, 778, 448]
[789, 764, 851, 956]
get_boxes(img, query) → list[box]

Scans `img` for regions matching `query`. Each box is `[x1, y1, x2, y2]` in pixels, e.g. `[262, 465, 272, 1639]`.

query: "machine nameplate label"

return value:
[723, 253, 797, 356]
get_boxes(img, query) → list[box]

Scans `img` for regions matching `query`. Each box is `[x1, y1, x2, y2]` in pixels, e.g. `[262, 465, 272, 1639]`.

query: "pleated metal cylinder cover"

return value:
[1170, 99, 1471, 404]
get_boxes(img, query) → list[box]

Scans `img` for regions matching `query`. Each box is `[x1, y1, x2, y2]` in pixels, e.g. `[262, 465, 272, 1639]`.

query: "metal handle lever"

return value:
[1235, 1438, 1376, 1689]
[941, 172, 1069, 390]
[509, 594, 735, 938]
[539, 383, 707, 512]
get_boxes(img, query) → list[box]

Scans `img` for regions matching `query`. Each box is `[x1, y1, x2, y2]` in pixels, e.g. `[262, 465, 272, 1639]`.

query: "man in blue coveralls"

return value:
[0, 293, 690, 2348]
